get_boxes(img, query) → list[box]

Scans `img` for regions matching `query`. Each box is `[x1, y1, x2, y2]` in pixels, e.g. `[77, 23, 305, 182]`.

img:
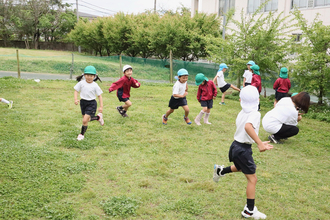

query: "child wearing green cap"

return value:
[194, 73, 217, 125]
[74, 66, 104, 141]
[273, 67, 291, 107]
[250, 65, 262, 111]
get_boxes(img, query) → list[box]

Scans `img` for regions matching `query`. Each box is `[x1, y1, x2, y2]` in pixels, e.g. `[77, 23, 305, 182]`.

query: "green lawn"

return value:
[0, 77, 329, 219]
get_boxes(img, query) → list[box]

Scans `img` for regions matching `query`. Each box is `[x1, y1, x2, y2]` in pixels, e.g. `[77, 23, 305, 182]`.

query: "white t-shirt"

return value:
[74, 80, 103, 100]
[216, 71, 227, 88]
[262, 97, 298, 134]
[243, 70, 253, 84]
[234, 110, 261, 144]
[172, 80, 187, 99]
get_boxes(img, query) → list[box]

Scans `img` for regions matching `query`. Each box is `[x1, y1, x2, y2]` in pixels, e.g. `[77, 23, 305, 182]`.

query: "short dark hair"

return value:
[291, 92, 310, 113]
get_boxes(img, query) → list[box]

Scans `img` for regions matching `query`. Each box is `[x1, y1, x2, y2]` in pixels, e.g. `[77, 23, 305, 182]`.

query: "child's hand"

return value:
[136, 83, 139, 87]
[75, 100, 79, 105]
[98, 107, 103, 113]
[213, 96, 216, 100]
[184, 92, 188, 97]
[258, 141, 273, 152]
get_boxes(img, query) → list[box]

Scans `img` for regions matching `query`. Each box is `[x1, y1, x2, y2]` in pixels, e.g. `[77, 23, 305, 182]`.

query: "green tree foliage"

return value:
[291, 9, 330, 104]
[206, 2, 294, 92]
[0, 0, 18, 46]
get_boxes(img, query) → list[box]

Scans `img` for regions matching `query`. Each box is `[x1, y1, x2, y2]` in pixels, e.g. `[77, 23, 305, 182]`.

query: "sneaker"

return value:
[77, 134, 84, 141]
[162, 114, 168, 125]
[184, 116, 192, 125]
[219, 102, 225, 105]
[122, 112, 129, 117]
[268, 135, 280, 144]
[97, 113, 104, 126]
[241, 205, 267, 219]
[116, 106, 124, 115]
[8, 100, 13, 109]
[213, 164, 225, 183]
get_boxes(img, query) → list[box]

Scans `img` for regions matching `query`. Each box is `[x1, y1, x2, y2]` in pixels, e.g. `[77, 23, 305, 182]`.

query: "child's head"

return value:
[219, 63, 228, 72]
[177, 69, 189, 83]
[123, 65, 133, 77]
[195, 73, 208, 86]
[291, 92, 310, 114]
[76, 66, 102, 82]
[246, 61, 255, 70]
[250, 65, 260, 75]
[279, 67, 288, 79]
[240, 85, 259, 113]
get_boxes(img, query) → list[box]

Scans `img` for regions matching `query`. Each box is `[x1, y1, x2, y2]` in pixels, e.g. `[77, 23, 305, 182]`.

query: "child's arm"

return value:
[213, 75, 218, 86]
[109, 77, 125, 93]
[245, 123, 273, 152]
[132, 78, 141, 88]
[196, 87, 201, 102]
[98, 94, 103, 113]
[273, 79, 279, 90]
[243, 77, 246, 87]
[173, 92, 188, 98]
[212, 81, 217, 98]
[185, 83, 188, 92]
[74, 90, 79, 105]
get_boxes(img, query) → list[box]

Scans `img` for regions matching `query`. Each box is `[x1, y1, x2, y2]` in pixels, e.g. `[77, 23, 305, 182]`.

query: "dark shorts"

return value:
[244, 82, 251, 86]
[229, 140, 256, 174]
[80, 99, 97, 117]
[275, 91, 288, 101]
[168, 96, 187, 109]
[220, 83, 231, 93]
[200, 99, 213, 109]
[117, 87, 130, 102]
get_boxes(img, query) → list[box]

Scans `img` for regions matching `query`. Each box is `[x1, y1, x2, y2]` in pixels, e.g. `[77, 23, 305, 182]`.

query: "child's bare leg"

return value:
[82, 115, 91, 126]
[202, 106, 208, 113]
[245, 173, 257, 199]
[182, 105, 189, 118]
[165, 108, 174, 118]
[274, 100, 278, 107]
[122, 100, 132, 111]
[221, 92, 226, 103]
[230, 84, 241, 92]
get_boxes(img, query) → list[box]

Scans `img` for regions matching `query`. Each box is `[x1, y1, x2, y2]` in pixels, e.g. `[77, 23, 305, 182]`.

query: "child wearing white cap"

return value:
[213, 85, 273, 219]
[213, 63, 240, 105]
[109, 65, 140, 117]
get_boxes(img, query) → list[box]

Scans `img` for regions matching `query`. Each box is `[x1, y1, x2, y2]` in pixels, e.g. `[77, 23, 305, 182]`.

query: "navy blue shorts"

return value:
[80, 99, 97, 117]
[168, 96, 187, 109]
[244, 82, 251, 86]
[220, 83, 231, 93]
[275, 91, 288, 101]
[117, 87, 130, 102]
[228, 140, 256, 174]
[200, 99, 213, 109]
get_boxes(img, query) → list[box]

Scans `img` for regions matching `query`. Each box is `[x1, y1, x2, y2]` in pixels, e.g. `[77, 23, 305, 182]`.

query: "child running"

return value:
[194, 73, 217, 125]
[74, 66, 104, 141]
[162, 69, 191, 125]
[213, 63, 240, 105]
[243, 61, 255, 87]
[109, 65, 140, 117]
[0, 98, 13, 109]
[273, 67, 291, 107]
[213, 85, 273, 219]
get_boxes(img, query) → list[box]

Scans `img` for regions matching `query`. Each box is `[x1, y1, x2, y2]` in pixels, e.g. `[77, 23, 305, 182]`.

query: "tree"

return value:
[291, 9, 330, 105]
[206, 2, 295, 93]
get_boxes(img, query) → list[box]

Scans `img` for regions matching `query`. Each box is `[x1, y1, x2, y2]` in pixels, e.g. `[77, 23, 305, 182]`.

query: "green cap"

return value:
[84, 66, 97, 75]
[250, 65, 260, 75]
[279, 67, 288, 79]
[195, 73, 208, 86]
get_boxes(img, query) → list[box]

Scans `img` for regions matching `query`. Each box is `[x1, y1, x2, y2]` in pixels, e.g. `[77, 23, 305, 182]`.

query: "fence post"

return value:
[170, 50, 173, 83]
[70, 53, 74, 79]
[119, 54, 122, 78]
[16, 49, 21, 79]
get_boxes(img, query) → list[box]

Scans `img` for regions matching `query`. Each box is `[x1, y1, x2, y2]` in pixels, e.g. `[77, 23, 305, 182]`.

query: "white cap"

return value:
[123, 65, 132, 72]
[240, 85, 259, 113]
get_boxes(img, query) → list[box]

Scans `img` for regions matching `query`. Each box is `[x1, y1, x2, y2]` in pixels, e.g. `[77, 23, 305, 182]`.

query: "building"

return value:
[191, 0, 330, 30]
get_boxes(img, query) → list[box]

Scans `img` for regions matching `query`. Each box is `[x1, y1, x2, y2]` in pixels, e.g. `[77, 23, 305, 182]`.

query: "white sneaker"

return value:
[8, 100, 13, 109]
[97, 113, 104, 126]
[213, 164, 225, 183]
[194, 118, 201, 125]
[241, 205, 267, 219]
[77, 134, 84, 141]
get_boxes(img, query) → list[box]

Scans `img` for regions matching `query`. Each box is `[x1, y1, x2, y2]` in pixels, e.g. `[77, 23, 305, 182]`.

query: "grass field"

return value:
[0, 76, 329, 219]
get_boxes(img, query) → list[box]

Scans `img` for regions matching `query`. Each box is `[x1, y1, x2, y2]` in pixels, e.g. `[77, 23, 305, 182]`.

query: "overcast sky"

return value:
[63, 0, 192, 16]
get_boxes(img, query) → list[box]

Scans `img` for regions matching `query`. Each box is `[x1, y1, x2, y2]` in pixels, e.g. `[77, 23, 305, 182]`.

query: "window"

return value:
[219, 0, 235, 16]
[292, 0, 308, 8]
[292, 33, 302, 42]
[247, 0, 278, 13]
[314, 0, 330, 6]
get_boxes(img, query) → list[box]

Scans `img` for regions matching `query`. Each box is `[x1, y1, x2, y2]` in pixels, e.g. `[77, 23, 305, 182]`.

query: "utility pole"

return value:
[154, 0, 156, 13]
[76, 0, 81, 53]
